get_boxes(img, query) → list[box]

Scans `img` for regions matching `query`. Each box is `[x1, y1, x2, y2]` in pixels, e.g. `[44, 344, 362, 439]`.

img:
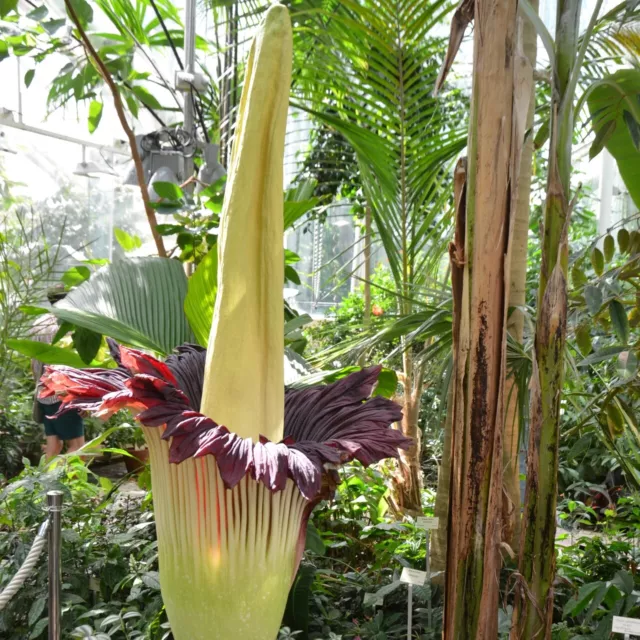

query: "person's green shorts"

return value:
[40, 402, 84, 440]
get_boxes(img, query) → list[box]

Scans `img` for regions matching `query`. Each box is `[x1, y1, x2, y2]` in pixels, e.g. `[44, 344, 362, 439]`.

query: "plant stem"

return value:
[63, 0, 167, 258]
[512, 1, 587, 637]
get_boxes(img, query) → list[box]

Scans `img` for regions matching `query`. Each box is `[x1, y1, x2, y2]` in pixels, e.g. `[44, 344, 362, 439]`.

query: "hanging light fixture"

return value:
[0, 130, 16, 154]
[74, 146, 116, 178]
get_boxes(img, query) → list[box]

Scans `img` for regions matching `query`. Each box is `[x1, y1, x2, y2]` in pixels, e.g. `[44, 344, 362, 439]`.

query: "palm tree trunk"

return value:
[443, 0, 530, 634]
[431, 377, 453, 580]
[503, 3, 538, 548]
[395, 350, 424, 514]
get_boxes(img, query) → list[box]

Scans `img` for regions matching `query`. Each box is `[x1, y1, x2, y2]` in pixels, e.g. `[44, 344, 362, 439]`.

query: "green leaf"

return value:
[534, 118, 550, 149]
[28, 617, 48, 639]
[130, 84, 162, 110]
[184, 249, 217, 347]
[623, 110, 640, 151]
[604, 235, 615, 262]
[0, 0, 18, 18]
[590, 247, 605, 276]
[284, 249, 301, 265]
[374, 368, 398, 398]
[41, 18, 65, 34]
[87, 100, 103, 133]
[613, 570, 635, 596]
[283, 199, 319, 230]
[587, 70, 640, 209]
[156, 224, 183, 235]
[606, 403, 625, 437]
[609, 300, 630, 344]
[589, 119, 616, 160]
[7, 339, 89, 367]
[114, 227, 142, 252]
[305, 521, 325, 555]
[28, 597, 46, 627]
[62, 265, 91, 288]
[563, 581, 604, 618]
[617, 350, 638, 377]
[72, 327, 102, 364]
[575, 324, 592, 355]
[578, 345, 626, 367]
[618, 228, 630, 253]
[284, 265, 301, 285]
[52, 321, 73, 344]
[26, 4, 48, 19]
[141, 571, 161, 590]
[584, 285, 603, 315]
[125, 94, 139, 119]
[283, 563, 316, 635]
[151, 181, 183, 201]
[284, 314, 312, 336]
[24, 69, 35, 87]
[571, 264, 588, 288]
[51, 258, 194, 355]
[66, 0, 93, 27]
[19, 304, 48, 316]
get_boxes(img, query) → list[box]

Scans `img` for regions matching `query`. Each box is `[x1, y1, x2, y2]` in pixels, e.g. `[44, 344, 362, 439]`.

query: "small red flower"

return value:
[371, 304, 384, 317]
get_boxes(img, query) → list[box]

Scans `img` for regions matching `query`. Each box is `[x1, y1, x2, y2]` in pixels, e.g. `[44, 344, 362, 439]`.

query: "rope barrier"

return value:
[0, 518, 50, 611]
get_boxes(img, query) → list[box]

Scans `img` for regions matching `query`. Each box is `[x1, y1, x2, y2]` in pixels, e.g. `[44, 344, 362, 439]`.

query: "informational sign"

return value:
[612, 616, 640, 635]
[363, 592, 384, 607]
[416, 516, 439, 531]
[400, 567, 427, 586]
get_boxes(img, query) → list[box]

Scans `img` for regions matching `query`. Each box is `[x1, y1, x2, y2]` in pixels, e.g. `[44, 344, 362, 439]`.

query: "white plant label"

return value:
[363, 592, 384, 607]
[400, 567, 427, 586]
[416, 516, 439, 531]
[612, 616, 640, 634]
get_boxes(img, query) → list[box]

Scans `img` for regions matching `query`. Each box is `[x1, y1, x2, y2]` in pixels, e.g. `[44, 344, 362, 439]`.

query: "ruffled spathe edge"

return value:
[40, 343, 409, 501]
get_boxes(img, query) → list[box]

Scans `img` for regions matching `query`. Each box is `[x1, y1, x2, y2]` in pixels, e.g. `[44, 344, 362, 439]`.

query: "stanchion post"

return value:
[407, 583, 412, 640]
[47, 491, 63, 640]
[425, 529, 432, 630]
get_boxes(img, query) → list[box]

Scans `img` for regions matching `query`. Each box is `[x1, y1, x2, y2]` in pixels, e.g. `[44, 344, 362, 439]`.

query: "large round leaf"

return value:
[52, 258, 194, 355]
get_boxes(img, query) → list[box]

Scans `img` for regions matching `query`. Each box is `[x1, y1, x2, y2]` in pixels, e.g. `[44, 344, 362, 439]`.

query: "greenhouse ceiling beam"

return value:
[0, 110, 130, 157]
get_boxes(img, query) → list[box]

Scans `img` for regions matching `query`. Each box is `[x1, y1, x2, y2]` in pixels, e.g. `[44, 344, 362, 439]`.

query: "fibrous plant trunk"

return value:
[511, 1, 587, 637]
[443, 0, 532, 635]
[503, 2, 538, 548]
[395, 353, 424, 514]
[430, 377, 453, 579]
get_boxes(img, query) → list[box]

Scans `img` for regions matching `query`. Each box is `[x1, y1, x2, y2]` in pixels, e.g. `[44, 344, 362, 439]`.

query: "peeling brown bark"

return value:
[443, 0, 530, 634]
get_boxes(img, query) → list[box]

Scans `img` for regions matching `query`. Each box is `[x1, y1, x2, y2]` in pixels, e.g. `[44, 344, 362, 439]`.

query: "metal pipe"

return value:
[47, 491, 63, 640]
[181, 0, 197, 183]
[182, 0, 196, 136]
[0, 113, 129, 156]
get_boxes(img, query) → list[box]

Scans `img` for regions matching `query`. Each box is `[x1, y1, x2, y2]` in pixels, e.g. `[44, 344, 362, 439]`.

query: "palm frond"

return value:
[289, 0, 467, 299]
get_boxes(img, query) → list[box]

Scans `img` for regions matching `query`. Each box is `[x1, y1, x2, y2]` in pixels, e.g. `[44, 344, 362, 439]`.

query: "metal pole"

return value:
[407, 583, 412, 640]
[0, 113, 129, 156]
[426, 530, 432, 631]
[181, 0, 197, 183]
[47, 491, 63, 640]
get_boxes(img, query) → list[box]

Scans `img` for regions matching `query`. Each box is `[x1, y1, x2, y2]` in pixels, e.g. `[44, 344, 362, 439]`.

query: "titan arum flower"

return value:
[40, 5, 410, 639]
